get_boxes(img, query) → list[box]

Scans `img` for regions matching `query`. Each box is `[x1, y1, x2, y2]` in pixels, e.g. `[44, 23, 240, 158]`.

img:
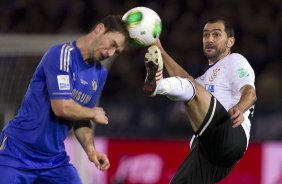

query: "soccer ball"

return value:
[122, 7, 162, 47]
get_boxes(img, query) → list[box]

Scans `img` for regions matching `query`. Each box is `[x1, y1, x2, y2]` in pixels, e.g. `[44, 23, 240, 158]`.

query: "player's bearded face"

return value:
[202, 23, 229, 62]
[203, 39, 228, 61]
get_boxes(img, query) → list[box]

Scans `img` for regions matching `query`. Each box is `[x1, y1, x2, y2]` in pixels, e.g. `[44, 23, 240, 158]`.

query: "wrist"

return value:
[86, 145, 96, 154]
[234, 105, 244, 112]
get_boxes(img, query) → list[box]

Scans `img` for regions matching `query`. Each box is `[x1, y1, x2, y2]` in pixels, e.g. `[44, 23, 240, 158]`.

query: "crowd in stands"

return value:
[0, 0, 281, 141]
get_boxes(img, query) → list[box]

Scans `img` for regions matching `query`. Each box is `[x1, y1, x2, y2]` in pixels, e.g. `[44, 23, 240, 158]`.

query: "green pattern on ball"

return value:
[130, 38, 146, 47]
[153, 22, 162, 38]
[125, 11, 143, 27]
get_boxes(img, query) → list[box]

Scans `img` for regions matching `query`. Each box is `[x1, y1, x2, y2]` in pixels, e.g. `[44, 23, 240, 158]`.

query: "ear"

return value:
[227, 37, 235, 48]
[94, 23, 105, 34]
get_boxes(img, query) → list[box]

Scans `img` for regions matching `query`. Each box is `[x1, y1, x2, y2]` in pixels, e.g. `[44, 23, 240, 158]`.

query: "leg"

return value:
[170, 139, 233, 184]
[169, 94, 246, 167]
[143, 45, 211, 132]
[172, 97, 246, 183]
[170, 139, 214, 184]
[195, 96, 247, 167]
[35, 165, 82, 184]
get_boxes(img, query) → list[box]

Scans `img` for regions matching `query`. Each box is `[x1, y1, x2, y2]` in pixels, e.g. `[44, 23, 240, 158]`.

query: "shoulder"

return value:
[223, 53, 253, 69]
[225, 53, 255, 78]
[227, 53, 249, 64]
[41, 43, 75, 71]
[229, 53, 252, 65]
[45, 43, 74, 57]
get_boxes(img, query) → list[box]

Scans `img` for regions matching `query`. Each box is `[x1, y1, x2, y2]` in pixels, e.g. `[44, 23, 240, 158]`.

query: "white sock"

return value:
[157, 77, 196, 101]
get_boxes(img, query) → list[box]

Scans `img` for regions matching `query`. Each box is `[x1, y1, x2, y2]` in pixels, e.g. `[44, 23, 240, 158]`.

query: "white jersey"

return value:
[196, 53, 255, 143]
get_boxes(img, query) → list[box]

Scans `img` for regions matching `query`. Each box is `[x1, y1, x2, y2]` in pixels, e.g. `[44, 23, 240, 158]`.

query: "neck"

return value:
[208, 50, 231, 65]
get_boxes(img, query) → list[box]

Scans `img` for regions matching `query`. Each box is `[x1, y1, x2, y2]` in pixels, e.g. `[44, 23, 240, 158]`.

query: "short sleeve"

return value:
[42, 44, 74, 99]
[228, 54, 255, 92]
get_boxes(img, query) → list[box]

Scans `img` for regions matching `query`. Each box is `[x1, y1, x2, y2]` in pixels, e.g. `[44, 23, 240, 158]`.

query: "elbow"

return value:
[53, 107, 67, 118]
[252, 89, 257, 104]
[52, 105, 67, 118]
[253, 93, 257, 104]
[51, 99, 72, 118]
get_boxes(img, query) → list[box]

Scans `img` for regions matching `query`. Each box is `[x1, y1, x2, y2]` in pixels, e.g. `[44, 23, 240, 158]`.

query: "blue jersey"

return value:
[0, 41, 107, 169]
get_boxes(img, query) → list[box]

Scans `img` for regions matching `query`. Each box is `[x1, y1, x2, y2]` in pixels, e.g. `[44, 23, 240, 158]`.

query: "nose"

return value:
[205, 35, 214, 43]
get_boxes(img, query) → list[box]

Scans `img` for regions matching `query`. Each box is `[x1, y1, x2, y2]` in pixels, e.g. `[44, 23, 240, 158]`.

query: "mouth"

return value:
[204, 44, 216, 52]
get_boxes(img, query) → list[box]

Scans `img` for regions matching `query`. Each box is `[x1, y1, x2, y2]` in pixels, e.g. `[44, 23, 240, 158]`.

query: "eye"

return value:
[213, 32, 221, 37]
[203, 33, 209, 38]
[111, 41, 118, 48]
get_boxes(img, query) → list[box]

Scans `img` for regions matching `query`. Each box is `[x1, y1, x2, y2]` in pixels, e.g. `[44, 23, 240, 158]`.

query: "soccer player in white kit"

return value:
[143, 17, 257, 183]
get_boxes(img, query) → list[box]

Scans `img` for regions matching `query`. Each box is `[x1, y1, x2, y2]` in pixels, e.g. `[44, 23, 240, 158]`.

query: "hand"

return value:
[228, 106, 244, 128]
[92, 107, 108, 125]
[87, 147, 110, 171]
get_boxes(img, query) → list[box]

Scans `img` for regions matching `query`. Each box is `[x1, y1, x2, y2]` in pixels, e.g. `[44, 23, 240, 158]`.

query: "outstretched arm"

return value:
[228, 85, 257, 128]
[73, 121, 110, 171]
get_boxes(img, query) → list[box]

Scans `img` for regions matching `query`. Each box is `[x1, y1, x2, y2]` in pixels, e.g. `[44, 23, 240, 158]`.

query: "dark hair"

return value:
[206, 16, 234, 37]
[97, 15, 130, 44]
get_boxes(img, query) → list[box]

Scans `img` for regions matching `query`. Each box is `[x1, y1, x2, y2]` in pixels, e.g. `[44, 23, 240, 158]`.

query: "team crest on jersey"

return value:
[92, 80, 98, 91]
[209, 68, 220, 82]
[57, 75, 70, 90]
[237, 68, 249, 78]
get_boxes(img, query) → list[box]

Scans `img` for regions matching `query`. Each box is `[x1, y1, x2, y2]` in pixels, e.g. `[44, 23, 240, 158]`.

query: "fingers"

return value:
[97, 153, 110, 171]
[232, 116, 242, 128]
[228, 107, 244, 128]
[92, 154, 102, 169]
[89, 151, 110, 171]
[230, 110, 240, 121]
[93, 107, 108, 125]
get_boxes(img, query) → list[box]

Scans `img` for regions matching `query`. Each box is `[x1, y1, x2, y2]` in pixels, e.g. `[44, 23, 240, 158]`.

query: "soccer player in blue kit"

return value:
[0, 15, 129, 183]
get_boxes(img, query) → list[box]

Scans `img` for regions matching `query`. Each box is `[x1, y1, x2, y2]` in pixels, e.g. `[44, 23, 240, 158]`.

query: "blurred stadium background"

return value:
[0, 0, 281, 183]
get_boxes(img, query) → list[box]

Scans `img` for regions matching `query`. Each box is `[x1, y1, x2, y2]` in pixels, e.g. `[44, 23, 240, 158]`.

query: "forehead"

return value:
[203, 22, 225, 33]
[105, 31, 126, 48]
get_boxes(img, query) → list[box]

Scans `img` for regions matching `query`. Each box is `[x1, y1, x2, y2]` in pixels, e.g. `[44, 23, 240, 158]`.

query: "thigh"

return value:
[197, 97, 247, 167]
[170, 140, 215, 184]
[170, 140, 234, 184]
[35, 165, 82, 184]
[0, 165, 37, 184]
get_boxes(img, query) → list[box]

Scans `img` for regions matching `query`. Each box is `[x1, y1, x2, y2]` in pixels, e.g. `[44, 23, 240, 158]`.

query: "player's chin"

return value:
[204, 52, 217, 60]
[204, 49, 215, 56]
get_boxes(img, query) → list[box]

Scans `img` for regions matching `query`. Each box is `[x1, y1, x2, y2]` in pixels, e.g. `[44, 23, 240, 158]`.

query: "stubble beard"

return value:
[204, 46, 227, 63]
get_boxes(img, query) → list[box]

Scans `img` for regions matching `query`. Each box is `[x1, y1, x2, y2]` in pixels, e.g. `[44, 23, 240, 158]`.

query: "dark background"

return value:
[0, 0, 281, 142]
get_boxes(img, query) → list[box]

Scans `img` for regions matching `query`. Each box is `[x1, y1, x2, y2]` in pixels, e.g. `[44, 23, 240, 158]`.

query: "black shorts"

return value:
[170, 96, 247, 184]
